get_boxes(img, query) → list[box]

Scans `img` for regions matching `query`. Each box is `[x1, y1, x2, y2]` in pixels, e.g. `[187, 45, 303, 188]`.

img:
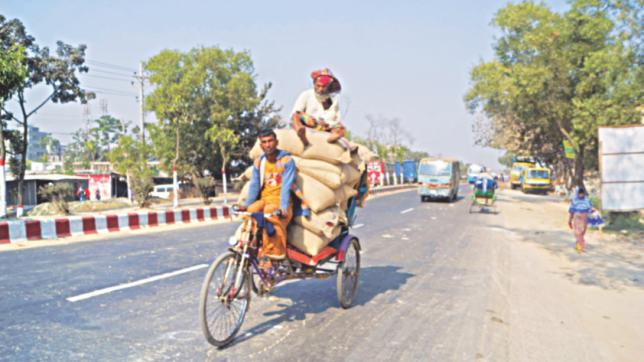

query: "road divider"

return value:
[0, 206, 232, 244]
[0, 184, 415, 245]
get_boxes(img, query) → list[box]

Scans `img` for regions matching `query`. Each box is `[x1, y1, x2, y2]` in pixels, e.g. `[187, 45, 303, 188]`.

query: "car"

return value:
[150, 184, 175, 199]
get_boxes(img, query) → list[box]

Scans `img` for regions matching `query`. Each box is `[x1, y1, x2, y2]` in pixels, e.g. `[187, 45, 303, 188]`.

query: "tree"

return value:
[0, 15, 94, 208]
[0, 42, 27, 217]
[206, 126, 239, 203]
[145, 47, 281, 184]
[108, 135, 152, 207]
[465, 0, 643, 188]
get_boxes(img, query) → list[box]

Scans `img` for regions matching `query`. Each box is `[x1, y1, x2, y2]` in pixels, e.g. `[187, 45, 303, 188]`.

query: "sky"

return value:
[2, 0, 569, 169]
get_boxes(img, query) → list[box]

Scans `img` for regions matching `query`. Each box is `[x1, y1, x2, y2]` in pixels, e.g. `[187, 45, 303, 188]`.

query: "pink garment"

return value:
[572, 213, 588, 250]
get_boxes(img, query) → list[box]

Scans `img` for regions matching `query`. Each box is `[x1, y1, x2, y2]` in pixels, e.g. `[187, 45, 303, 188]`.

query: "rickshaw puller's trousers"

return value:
[247, 200, 292, 259]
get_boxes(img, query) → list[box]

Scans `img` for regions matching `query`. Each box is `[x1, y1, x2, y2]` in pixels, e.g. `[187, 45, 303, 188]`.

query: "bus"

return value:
[418, 158, 462, 202]
[510, 156, 536, 189]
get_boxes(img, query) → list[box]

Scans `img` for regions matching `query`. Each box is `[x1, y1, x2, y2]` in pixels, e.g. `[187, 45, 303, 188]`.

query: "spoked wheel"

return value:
[199, 252, 251, 347]
[337, 238, 361, 309]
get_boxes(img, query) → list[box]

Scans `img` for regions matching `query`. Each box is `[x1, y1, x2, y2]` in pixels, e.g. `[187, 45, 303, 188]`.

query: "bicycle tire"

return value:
[199, 252, 251, 347]
[337, 238, 360, 309]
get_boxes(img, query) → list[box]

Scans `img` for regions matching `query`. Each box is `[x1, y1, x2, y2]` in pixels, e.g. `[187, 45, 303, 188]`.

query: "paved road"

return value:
[1, 184, 512, 361]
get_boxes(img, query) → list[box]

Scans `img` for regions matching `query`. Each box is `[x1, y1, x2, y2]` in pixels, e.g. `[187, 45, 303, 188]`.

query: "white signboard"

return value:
[598, 126, 644, 211]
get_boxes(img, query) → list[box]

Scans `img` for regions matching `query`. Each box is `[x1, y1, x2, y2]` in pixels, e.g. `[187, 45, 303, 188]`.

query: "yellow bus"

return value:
[510, 157, 536, 189]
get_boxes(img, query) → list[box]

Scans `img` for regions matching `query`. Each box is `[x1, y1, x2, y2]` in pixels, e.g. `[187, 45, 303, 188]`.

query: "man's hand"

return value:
[317, 118, 329, 129]
[235, 204, 247, 212]
[278, 209, 288, 219]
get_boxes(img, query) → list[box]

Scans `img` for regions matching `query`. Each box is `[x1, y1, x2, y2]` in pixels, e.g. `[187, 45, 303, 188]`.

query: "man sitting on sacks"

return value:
[291, 68, 354, 150]
[236, 129, 309, 269]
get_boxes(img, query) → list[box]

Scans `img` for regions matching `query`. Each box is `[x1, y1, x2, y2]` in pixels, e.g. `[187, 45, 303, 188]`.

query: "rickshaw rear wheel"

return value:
[337, 238, 360, 309]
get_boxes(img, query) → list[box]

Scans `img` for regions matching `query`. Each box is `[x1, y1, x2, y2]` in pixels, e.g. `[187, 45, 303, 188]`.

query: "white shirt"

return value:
[291, 89, 341, 128]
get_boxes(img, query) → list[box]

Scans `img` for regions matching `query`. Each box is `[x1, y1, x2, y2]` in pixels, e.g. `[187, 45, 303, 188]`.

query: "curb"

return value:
[0, 206, 231, 244]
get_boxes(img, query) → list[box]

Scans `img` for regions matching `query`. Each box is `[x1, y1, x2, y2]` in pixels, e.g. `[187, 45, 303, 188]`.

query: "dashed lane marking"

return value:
[400, 208, 414, 214]
[66, 264, 209, 302]
[353, 223, 365, 229]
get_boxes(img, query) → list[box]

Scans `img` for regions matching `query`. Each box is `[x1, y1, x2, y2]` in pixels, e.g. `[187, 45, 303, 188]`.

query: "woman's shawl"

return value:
[569, 189, 592, 213]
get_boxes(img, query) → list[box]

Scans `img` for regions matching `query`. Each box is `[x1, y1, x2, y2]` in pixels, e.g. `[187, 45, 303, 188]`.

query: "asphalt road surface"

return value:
[1, 185, 516, 361]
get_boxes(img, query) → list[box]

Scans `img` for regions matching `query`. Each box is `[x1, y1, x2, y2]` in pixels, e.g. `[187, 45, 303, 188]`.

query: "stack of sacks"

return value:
[239, 128, 374, 256]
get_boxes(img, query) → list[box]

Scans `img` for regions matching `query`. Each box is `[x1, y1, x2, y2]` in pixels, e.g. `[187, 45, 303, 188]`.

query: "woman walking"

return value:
[568, 187, 593, 252]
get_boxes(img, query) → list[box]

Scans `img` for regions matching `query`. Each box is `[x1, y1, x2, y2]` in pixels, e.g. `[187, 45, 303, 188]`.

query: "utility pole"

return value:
[133, 62, 148, 144]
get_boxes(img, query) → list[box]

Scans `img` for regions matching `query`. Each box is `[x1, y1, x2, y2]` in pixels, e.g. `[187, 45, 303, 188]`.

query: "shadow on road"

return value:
[226, 265, 413, 348]
[487, 223, 644, 291]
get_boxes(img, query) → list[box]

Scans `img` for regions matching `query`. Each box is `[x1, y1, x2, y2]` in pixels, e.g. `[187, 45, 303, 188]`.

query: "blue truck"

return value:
[387, 160, 418, 183]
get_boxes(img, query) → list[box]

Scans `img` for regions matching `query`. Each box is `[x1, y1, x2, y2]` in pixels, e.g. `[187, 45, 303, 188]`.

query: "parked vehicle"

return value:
[418, 158, 461, 202]
[150, 184, 175, 199]
[402, 160, 418, 183]
[510, 156, 536, 189]
[520, 167, 551, 194]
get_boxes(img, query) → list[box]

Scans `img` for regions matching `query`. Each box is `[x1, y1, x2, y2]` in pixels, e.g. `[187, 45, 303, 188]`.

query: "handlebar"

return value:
[231, 206, 282, 218]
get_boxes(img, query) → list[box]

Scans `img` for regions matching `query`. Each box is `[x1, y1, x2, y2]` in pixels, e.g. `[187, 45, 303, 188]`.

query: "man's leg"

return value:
[291, 112, 310, 146]
[262, 203, 292, 259]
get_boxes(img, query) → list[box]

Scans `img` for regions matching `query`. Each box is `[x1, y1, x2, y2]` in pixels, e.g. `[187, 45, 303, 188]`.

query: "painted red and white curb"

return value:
[0, 206, 231, 244]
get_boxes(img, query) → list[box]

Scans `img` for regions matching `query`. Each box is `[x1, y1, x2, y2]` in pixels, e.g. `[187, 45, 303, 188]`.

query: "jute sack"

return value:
[249, 129, 305, 159]
[238, 181, 251, 204]
[293, 156, 343, 189]
[342, 164, 362, 188]
[293, 206, 345, 240]
[340, 184, 358, 200]
[239, 166, 254, 182]
[301, 130, 351, 164]
[288, 224, 333, 256]
[295, 173, 338, 212]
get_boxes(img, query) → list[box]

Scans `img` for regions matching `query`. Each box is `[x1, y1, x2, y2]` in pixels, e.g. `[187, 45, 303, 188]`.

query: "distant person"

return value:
[568, 187, 593, 253]
[95, 189, 101, 201]
[77, 186, 85, 201]
[84, 188, 90, 201]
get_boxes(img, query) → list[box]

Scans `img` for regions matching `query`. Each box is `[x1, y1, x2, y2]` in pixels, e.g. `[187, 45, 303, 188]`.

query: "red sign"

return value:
[76, 174, 112, 200]
[367, 161, 384, 186]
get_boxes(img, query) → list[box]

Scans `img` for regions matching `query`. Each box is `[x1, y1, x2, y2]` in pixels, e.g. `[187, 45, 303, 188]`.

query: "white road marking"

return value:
[382, 234, 394, 238]
[353, 223, 365, 229]
[66, 264, 208, 302]
[400, 208, 414, 214]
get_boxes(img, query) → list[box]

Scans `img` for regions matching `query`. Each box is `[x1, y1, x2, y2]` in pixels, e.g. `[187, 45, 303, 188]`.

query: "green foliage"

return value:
[129, 169, 154, 208]
[38, 183, 72, 215]
[0, 15, 94, 205]
[193, 176, 216, 205]
[0, 44, 26, 104]
[498, 151, 515, 168]
[108, 135, 153, 207]
[465, 0, 643, 185]
[66, 115, 126, 164]
[145, 47, 281, 179]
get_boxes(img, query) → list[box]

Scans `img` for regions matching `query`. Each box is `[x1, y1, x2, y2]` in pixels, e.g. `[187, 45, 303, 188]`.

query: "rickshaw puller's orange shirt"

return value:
[260, 160, 282, 206]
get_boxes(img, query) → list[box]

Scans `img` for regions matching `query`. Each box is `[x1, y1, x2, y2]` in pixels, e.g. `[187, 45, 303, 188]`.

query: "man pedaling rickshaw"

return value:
[235, 128, 309, 270]
[473, 169, 497, 198]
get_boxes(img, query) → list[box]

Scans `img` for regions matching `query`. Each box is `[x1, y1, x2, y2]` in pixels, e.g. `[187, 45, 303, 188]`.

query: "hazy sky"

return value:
[3, 0, 568, 168]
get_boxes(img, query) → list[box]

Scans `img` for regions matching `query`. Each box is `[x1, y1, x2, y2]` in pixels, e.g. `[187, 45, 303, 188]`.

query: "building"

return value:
[26, 125, 61, 162]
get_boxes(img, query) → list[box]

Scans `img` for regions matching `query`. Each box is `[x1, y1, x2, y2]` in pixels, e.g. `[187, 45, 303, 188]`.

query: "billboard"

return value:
[598, 125, 644, 211]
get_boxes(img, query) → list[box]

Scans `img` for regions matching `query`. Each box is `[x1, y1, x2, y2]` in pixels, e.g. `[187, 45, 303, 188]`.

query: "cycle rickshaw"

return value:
[469, 177, 498, 214]
[199, 174, 369, 347]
